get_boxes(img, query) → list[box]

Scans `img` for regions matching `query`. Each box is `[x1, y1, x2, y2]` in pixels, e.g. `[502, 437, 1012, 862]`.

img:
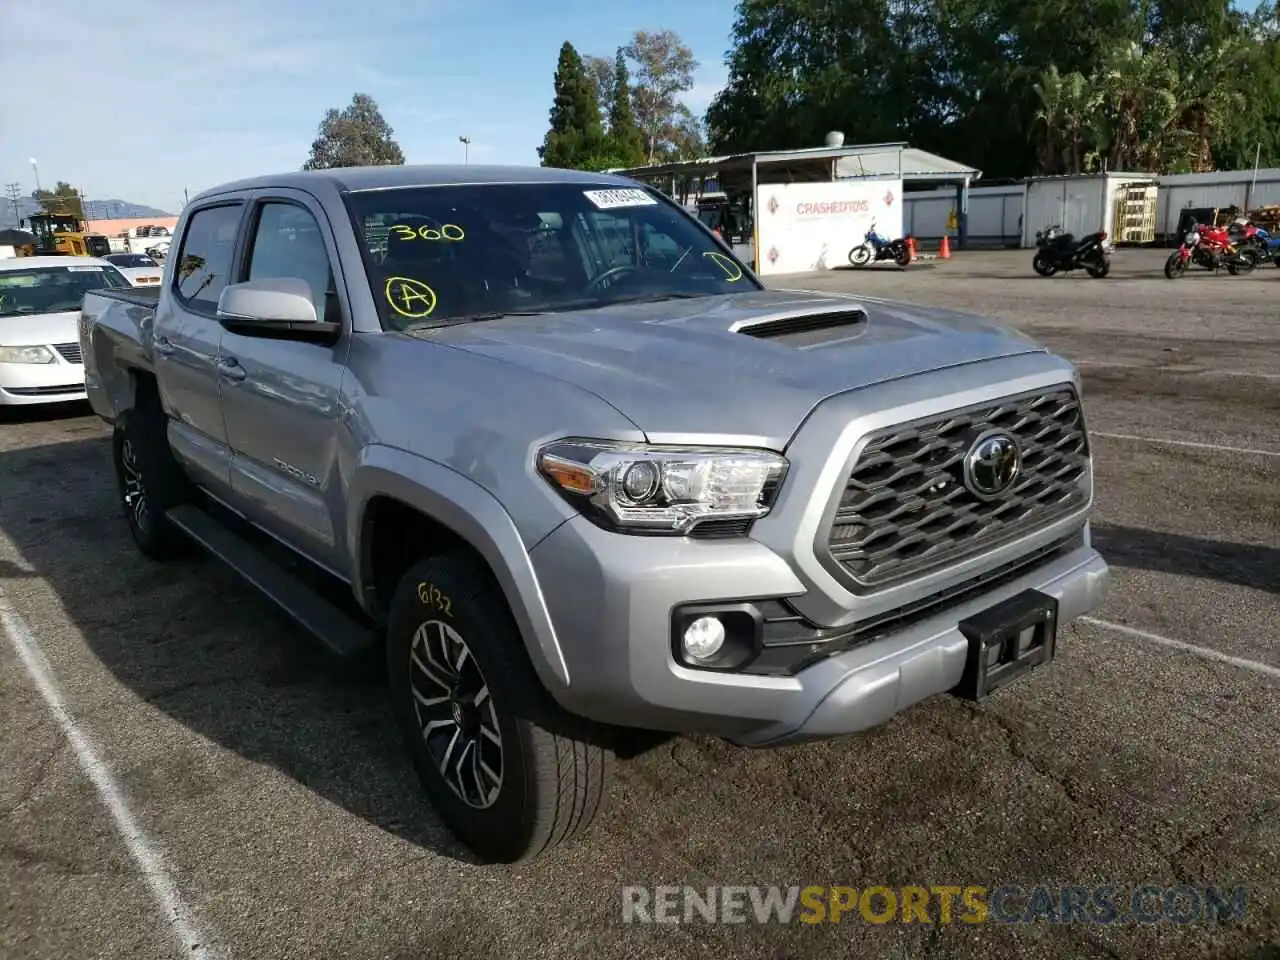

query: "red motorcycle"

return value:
[1165, 222, 1259, 278]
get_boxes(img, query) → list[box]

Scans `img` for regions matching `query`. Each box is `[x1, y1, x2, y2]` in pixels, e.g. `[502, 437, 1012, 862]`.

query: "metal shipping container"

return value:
[1155, 168, 1280, 239]
[1020, 174, 1158, 247]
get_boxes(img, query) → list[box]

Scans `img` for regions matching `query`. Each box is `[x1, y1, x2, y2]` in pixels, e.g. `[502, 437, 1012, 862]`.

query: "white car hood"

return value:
[0, 310, 80, 347]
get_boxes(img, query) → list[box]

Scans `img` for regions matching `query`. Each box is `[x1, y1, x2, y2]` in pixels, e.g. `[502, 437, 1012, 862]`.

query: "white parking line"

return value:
[1081, 616, 1280, 680]
[0, 593, 219, 959]
[1092, 431, 1280, 459]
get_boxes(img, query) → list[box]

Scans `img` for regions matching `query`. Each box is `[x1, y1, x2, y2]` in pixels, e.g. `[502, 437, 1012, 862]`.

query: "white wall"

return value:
[0, 245, 15, 259]
[754, 178, 902, 275]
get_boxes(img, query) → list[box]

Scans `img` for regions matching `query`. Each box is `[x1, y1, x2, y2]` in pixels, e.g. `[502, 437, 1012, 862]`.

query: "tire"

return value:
[386, 553, 613, 863]
[1227, 252, 1255, 276]
[1085, 254, 1111, 278]
[893, 245, 912, 267]
[1032, 253, 1057, 276]
[111, 404, 194, 560]
[847, 245, 872, 267]
[1164, 252, 1186, 279]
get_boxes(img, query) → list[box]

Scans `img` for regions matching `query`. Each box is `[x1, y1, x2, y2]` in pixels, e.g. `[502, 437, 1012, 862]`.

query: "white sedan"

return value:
[101, 251, 164, 287]
[0, 256, 133, 406]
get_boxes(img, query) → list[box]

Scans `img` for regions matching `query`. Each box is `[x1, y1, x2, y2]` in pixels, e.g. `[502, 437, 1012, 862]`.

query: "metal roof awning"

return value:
[608, 143, 981, 192]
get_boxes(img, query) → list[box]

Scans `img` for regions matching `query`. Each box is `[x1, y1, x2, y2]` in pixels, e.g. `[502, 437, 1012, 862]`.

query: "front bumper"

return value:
[0, 356, 87, 406]
[530, 515, 1109, 745]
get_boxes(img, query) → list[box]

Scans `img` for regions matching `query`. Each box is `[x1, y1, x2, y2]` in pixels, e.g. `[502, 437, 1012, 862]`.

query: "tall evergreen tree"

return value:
[539, 41, 606, 169]
[607, 48, 646, 167]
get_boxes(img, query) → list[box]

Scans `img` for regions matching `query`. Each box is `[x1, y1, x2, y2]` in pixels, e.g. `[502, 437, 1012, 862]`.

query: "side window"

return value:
[245, 202, 338, 322]
[174, 204, 243, 310]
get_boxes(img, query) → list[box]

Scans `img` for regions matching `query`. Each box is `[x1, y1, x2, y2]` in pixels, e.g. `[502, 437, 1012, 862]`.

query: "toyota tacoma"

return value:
[79, 165, 1109, 862]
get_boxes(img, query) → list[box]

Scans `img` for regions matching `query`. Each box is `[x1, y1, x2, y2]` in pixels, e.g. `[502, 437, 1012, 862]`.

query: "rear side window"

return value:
[174, 203, 242, 310]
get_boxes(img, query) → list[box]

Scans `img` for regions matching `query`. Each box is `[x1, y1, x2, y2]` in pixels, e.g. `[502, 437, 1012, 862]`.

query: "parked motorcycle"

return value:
[1032, 224, 1111, 277]
[847, 220, 912, 267]
[1163, 222, 1258, 278]
[1229, 221, 1280, 266]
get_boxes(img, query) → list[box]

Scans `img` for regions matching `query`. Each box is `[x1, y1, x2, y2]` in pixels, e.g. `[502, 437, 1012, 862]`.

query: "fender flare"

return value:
[347, 444, 571, 693]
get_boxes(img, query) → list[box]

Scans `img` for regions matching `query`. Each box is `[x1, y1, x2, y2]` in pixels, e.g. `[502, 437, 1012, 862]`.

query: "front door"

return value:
[217, 191, 351, 575]
[154, 199, 246, 500]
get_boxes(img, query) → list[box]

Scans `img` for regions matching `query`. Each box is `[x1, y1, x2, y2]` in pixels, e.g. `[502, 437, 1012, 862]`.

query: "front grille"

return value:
[824, 385, 1089, 589]
[53, 342, 83, 364]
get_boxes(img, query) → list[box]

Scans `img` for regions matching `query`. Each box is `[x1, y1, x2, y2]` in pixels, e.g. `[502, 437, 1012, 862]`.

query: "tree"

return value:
[623, 30, 699, 161]
[303, 93, 404, 170]
[33, 181, 85, 219]
[540, 41, 610, 169]
[607, 49, 646, 167]
[583, 55, 616, 118]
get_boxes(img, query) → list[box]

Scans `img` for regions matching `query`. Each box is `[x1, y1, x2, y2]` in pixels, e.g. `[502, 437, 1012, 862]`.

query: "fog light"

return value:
[682, 616, 726, 662]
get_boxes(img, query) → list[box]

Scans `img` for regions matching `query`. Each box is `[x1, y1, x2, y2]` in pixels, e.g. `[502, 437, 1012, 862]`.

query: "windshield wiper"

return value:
[403, 310, 549, 331]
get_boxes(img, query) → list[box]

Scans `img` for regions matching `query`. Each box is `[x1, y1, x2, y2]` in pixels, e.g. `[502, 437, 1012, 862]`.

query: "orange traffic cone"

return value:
[940, 235, 951, 259]
[906, 236, 916, 262]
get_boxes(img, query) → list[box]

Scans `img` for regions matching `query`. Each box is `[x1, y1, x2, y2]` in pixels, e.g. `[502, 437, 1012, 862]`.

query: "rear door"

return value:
[154, 197, 248, 500]
[217, 189, 353, 575]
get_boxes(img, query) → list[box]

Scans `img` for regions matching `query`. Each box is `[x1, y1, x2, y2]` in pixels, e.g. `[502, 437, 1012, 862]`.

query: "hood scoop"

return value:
[733, 307, 868, 344]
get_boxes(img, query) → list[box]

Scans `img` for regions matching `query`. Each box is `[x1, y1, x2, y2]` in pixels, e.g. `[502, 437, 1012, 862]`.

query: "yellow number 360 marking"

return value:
[390, 223, 465, 242]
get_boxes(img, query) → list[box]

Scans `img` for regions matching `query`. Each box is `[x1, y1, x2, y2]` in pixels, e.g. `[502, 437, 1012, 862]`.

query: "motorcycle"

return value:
[1163, 222, 1258, 278]
[847, 220, 912, 267]
[1228, 221, 1280, 266]
[1032, 224, 1111, 277]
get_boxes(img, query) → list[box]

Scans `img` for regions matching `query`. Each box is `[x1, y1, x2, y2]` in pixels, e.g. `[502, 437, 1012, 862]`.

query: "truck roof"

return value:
[191, 164, 641, 204]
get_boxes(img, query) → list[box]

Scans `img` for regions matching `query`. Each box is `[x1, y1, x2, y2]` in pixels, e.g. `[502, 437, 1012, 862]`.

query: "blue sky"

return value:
[0, 0, 737, 214]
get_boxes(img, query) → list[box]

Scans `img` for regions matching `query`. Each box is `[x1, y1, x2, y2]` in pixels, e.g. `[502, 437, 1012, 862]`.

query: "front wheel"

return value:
[1032, 253, 1057, 276]
[1085, 254, 1111, 278]
[847, 244, 872, 267]
[1164, 252, 1187, 279]
[386, 553, 614, 863]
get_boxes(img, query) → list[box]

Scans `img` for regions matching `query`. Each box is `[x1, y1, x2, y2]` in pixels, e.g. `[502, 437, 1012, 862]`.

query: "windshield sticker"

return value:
[66, 265, 104, 272]
[385, 276, 437, 318]
[702, 251, 743, 281]
[390, 223, 465, 242]
[583, 188, 658, 210]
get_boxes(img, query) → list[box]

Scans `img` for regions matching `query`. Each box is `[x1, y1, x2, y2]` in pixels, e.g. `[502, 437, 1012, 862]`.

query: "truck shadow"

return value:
[1091, 522, 1279, 595]
[0, 433, 481, 863]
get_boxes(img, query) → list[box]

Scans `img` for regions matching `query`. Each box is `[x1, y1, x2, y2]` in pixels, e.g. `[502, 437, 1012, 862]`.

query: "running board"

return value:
[166, 504, 376, 659]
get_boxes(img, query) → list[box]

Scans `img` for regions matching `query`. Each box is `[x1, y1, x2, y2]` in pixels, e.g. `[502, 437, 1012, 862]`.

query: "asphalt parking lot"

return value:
[2, 247, 1277, 960]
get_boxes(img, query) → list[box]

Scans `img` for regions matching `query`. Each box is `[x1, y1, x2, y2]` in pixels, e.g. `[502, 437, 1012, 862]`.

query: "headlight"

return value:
[0, 345, 55, 364]
[1185, 231, 1199, 245]
[537, 439, 788, 535]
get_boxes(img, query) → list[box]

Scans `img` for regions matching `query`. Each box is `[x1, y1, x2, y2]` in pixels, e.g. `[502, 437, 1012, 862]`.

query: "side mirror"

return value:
[216, 277, 341, 342]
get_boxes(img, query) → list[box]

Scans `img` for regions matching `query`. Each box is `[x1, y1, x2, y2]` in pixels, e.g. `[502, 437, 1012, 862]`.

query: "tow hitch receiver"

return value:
[954, 589, 1059, 701]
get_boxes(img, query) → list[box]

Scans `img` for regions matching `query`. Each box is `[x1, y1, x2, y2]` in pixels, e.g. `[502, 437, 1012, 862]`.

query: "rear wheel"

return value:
[1164, 252, 1187, 279]
[111, 404, 194, 560]
[1032, 253, 1057, 276]
[1085, 254, 1111, 278]
[386, 553, 613, 863]
[893, 245, 912, 267]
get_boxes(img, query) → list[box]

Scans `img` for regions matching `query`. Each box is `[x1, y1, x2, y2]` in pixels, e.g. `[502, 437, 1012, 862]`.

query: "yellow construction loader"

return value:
[17, 212, 111, 258]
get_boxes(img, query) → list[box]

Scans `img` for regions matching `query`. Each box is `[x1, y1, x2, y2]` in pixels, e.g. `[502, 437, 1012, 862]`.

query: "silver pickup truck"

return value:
[80, 165, 1109, 862]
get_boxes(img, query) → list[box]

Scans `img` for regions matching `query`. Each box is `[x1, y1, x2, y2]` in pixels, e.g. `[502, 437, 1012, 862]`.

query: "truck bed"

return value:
[95, 285, 162, 308]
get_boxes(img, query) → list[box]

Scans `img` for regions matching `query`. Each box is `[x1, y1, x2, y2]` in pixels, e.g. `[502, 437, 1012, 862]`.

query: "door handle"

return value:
[217, 356, 247, 382]
[153, 335, 175, 356]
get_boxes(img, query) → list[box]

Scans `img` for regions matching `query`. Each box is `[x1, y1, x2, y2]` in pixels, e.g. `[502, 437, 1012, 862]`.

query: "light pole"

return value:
[29, 158, 41, 195]
[459, 136, 471, 165]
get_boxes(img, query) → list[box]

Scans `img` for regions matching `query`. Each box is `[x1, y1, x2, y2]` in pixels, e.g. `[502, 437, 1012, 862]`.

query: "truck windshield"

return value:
[343, 181, 760, 330]
[0, 264, 130, 317]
